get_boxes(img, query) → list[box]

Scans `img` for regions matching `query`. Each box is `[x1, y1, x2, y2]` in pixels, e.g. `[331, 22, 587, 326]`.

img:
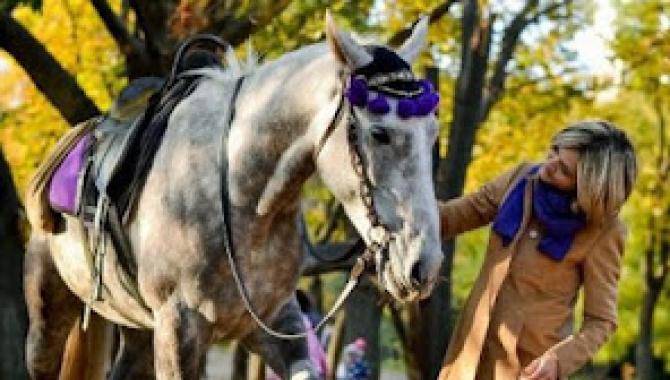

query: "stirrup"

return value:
[82, 194, 110, 331]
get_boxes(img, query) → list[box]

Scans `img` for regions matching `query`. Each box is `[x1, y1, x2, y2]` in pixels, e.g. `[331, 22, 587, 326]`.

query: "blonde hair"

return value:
[552, 120, 637, 222]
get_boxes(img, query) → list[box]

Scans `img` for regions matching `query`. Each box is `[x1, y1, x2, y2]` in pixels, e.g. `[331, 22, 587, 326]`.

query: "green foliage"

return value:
[0, 0, 40, 13]
[2, 0, 670, 375]
[0, 0, 125, 194]
[608, 0, 670, 371]
[251, 0, 377, 59]
[448, 1, 670, 373]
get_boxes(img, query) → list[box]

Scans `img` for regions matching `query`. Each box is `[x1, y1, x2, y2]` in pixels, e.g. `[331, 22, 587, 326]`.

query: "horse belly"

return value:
[49, 217, 154, 328]
[209, 246, 303, 340]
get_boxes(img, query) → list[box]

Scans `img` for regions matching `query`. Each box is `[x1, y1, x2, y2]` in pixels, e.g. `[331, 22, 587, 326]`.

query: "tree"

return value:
[0, 148, 28, 379]
[0, 0, 609, 378]
[380, 1, 587, 377]
[0, 0, 294, 122]
[611, 1, 670, 377]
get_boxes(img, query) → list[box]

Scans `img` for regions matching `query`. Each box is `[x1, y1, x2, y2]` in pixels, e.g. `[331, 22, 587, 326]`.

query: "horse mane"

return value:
[183, 42, 260, 81]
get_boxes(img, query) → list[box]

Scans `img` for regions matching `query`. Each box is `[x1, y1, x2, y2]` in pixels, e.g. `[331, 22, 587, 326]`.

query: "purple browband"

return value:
[345, 76, 440, 118]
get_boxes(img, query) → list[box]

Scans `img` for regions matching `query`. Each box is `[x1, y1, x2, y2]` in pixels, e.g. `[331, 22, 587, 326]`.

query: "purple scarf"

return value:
[492, 166, 586, 261]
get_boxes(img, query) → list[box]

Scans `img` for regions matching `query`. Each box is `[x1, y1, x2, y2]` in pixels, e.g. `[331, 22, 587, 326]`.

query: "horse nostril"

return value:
[410, 261, 423, 288]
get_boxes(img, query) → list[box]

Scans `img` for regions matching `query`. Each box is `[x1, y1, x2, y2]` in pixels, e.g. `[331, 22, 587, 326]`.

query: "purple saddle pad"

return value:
[48, 134, 91, 215]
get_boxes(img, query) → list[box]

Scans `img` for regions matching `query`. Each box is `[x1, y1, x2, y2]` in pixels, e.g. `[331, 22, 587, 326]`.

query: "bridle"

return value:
[345, 102, 393, 280]
[314, 76, 393, 281]
[221, 71, 394, 340]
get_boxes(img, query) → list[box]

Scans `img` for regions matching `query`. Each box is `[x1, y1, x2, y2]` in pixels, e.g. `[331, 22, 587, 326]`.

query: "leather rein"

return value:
[221, 72, 392, 340]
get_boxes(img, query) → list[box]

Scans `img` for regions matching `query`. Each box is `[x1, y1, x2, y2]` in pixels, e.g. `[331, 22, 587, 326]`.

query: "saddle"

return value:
[25, 76, 166, 234]
[26, 41, 226, 319]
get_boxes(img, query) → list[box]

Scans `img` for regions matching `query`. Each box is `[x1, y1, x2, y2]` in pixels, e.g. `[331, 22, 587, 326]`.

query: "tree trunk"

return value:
[309, 276, 324, 314]
[0, 149, 29, 379]
[326, 311, 346, 380]
[408, 240, 454, 379]
[231, 342, 249, 380]
[399, 303, 429, 380]
[248, 353, 266, 380]
[0, 12, 100, 124]
[127, 0, 293, 77]
[412, 3, 492, 376]
[636, 275, 662, 379]
[343, 277, 381, 380]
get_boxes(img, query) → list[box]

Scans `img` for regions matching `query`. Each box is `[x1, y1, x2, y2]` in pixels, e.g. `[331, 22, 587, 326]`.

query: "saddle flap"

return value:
[25, 119, 98, 232]
[48, 133, 92, 215]
[91, 116, 142, 194]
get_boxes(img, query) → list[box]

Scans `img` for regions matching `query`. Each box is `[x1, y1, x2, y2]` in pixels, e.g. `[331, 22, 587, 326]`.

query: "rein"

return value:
[221, 75, 390, 340]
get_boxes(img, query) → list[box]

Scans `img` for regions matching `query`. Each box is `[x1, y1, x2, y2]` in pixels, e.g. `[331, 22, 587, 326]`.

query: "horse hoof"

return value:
[289, 359, 318, 380]
[290, 369, 312, 380]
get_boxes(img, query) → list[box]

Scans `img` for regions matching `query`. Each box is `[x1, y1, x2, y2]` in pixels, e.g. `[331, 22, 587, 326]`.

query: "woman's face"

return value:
[539, 145, 579, 192]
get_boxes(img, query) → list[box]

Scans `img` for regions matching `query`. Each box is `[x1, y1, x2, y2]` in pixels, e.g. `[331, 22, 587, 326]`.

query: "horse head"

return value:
[316, 14, 443, 302]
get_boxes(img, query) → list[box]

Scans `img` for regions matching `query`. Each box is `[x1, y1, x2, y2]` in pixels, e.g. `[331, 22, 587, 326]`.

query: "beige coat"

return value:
[437, 163, 625, 380]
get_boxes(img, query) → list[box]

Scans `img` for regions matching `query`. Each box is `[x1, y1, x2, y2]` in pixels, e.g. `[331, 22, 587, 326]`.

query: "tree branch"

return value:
[479, 0, 539, 122]
[90, 0, 143, 56]
[528, 0, 572, 24]
[126, 0, 170, 72]
[503, 67, 579, 93]
[90, 0, 157, 78]
[479, 0, 573, 122]
[207, 0, 293, 46]
[0, 12, 99, 125]
[387, 0, 460, 47]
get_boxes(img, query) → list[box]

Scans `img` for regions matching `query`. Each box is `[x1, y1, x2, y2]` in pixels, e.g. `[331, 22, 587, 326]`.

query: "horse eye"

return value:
[371, 126, 391, 145]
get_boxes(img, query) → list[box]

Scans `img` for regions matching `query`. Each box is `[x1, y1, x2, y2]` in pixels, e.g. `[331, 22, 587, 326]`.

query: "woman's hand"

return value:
[520, 351, 559, 380]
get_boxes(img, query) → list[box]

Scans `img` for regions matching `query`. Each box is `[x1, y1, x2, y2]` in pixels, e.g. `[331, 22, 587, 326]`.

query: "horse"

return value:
[24, 13, 443, 379]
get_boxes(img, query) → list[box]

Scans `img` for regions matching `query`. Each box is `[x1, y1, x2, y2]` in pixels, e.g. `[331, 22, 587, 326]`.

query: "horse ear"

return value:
[325, 11, 373, 69]
[397, 16, 429, 64]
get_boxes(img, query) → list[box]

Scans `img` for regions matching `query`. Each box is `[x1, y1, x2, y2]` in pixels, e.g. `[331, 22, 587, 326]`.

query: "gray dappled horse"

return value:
[24, 14, 443, 379]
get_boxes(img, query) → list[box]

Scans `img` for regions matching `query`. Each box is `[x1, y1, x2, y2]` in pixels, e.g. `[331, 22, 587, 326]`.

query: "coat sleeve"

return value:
[548, 220, 627, 378]
[438, 163, 529, 240]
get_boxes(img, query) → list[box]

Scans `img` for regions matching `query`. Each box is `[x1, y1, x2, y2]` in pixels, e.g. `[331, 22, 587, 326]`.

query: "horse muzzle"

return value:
[378, 235, 443, 303]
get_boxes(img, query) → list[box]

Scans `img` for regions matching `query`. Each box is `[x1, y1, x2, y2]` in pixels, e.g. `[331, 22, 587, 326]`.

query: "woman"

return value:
[437, 121, 637, 380]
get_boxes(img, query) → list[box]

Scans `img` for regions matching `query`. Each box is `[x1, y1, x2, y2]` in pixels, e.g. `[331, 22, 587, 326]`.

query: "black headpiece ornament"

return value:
[345, 47, 439, 118]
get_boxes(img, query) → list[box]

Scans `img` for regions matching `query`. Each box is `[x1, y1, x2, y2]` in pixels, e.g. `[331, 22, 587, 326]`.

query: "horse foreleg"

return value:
[108, 327, 155, 380]
[153, 298, 212, 380]
[24, 235, 86, 379]
[242, 299, 319, 380]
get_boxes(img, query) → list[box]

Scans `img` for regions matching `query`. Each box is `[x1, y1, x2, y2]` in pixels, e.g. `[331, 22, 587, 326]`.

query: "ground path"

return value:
[206, 345, 408, 380]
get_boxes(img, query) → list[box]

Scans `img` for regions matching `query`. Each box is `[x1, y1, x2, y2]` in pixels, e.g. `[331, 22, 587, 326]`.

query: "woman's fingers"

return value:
[522, 358, 540, 376]
[521, 352, 558, 380]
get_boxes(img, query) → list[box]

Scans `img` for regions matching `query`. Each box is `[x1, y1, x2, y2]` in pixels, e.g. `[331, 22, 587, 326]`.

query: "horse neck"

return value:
[228, 44, 343, 219]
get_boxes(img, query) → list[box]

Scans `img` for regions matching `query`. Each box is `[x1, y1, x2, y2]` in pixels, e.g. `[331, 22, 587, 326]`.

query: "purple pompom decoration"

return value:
[415, 92, 440, 116]
[345, 77, 369, 107]
[419, 79, 435, 94]
[397, 98, 417, 119]
[367, 94, 390, 114]
[344, 74, 438, 117]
